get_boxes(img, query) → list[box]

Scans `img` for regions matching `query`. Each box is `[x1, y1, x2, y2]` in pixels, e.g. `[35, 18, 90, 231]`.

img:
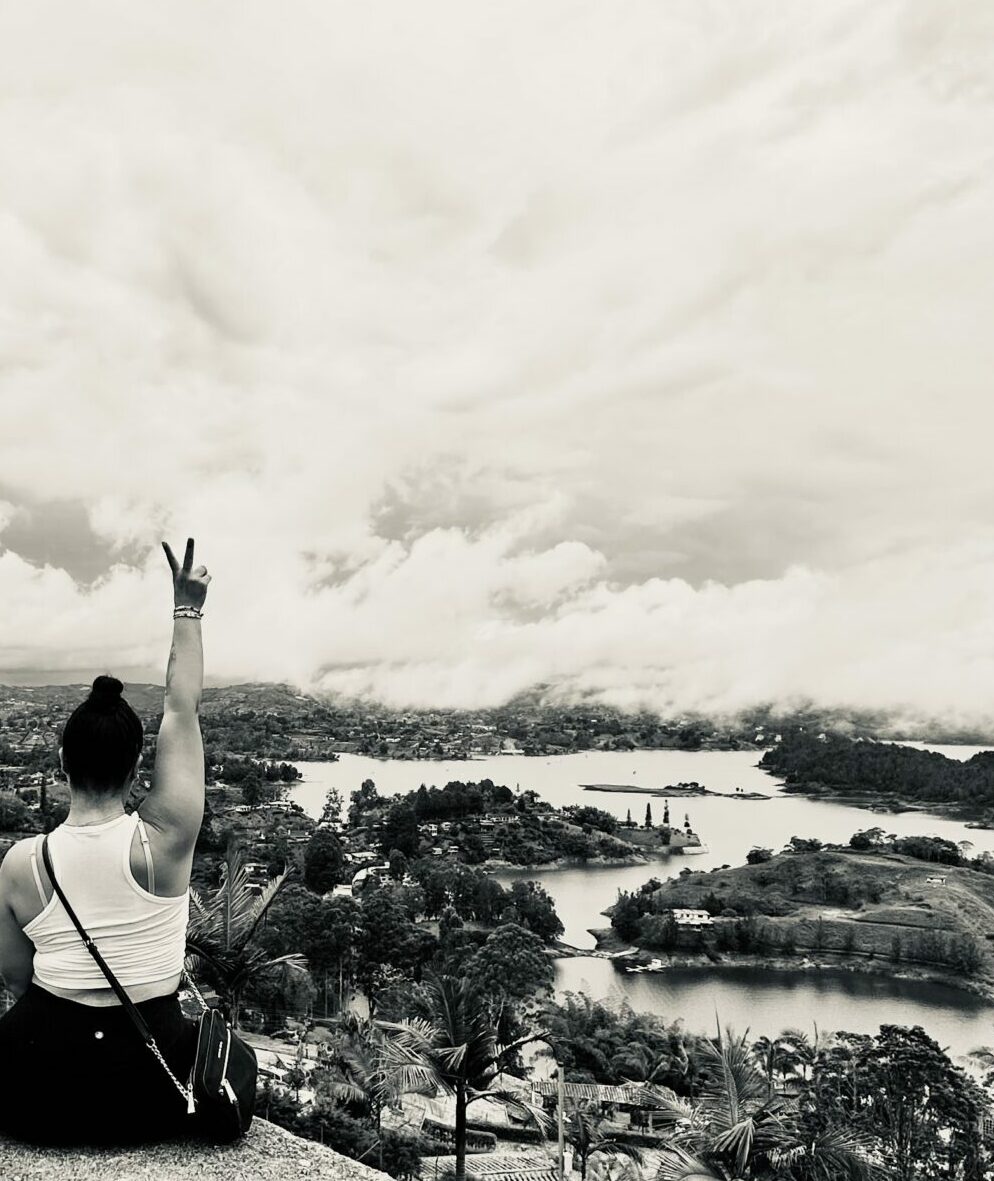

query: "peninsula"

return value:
[760, 731, 994, 819]
[597, 836, 994, 1000]
[344, 779, 704, 870]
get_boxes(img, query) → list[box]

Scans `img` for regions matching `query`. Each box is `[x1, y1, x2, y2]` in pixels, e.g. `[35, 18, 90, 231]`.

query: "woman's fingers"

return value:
[163, 539, 209, 592]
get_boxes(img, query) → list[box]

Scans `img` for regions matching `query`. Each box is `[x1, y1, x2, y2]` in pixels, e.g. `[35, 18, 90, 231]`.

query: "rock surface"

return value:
[0, 1118, 387, 1181]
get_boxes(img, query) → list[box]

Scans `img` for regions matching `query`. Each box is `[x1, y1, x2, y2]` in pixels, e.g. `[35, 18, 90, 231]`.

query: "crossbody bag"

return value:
[41, 835, 258, 1143]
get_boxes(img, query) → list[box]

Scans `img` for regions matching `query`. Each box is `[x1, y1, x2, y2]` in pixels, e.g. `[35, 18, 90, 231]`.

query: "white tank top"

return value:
[23, 812, 189, 992]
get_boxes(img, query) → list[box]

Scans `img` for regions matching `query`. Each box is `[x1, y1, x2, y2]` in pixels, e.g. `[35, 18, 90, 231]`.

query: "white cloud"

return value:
[0, 2, 992, 721]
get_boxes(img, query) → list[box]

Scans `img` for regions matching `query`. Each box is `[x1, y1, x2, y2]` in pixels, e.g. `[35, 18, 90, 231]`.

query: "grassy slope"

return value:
[634, 848, 994, 988]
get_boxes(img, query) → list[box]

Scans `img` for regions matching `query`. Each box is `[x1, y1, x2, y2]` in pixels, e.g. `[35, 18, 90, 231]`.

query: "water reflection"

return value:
[554, 959, 994, 1060]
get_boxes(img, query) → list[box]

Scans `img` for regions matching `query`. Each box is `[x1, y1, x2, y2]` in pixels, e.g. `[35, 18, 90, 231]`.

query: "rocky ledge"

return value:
[0, 1118, 387, 1181]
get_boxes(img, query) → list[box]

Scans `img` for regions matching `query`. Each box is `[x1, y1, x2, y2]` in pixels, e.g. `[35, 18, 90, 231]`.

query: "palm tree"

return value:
[639, 1027, 704, 1097]
[777, 1026, 832, 1085]
[749, 1036, 801, 1098]
[750, 1036, 778, 1097]
[383, 973, 548, 1181]
[565, 1098, 643, 1181]
[320, 1013, 438, 1170]
[654, 1028, 884, 1181]
[186, 846, 307, 1027]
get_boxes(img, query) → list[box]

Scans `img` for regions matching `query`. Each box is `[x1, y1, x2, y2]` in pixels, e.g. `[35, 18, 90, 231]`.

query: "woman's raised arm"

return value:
[139, 538, 211, 854]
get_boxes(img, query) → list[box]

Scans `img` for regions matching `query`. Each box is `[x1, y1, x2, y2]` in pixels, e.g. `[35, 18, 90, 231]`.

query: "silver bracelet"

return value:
[173, 606, 204, 620]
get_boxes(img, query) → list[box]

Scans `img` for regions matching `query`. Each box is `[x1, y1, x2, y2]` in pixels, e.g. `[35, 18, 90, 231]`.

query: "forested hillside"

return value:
[761, 733, 994, 807]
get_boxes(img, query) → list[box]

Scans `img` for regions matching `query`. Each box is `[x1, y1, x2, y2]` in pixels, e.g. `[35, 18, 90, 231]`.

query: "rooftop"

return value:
[0, 1118, 387, 1181]
[425, 1152, 560, 1181]
[531, 1081, 668, 1107]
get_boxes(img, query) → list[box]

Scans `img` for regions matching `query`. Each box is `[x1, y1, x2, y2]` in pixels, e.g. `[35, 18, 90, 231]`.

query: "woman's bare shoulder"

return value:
[0, 837, 38, 897]
[1, 837, 37, 868]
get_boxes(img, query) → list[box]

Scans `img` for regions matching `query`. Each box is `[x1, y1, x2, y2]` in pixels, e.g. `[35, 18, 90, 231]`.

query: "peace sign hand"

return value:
[162, 537, 211, 610]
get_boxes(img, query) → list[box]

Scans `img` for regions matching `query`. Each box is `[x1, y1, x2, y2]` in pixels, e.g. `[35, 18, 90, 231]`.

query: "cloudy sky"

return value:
[1, 2, 992, 722]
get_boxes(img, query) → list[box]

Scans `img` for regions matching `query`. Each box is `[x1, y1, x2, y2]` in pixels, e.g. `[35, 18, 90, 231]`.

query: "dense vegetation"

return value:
[4, 687, 994, 1177]
[349, 778, 645, 867]
[761, 732, 994, 808]
[545, 992, 709, 1092]
[258, 1000, 992, 1181]
[194, 823, 992, 1179]
[610, 835, 994, 979]
[250, 858, 562, 1020]
[796, 1024, 989, 1181]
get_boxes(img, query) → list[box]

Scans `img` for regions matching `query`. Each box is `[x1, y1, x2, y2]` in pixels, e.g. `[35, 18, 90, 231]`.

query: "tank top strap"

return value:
[134, 813, 155, 895]
[28, 833, 47, 907]
[26, 811, 188, 992]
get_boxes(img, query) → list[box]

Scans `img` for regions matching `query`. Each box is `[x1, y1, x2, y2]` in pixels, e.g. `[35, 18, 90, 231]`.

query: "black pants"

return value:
[0, 983, 198, 1146]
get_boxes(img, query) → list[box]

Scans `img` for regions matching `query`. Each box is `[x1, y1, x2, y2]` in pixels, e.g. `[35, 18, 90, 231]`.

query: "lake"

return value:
[554, 960, 994, 1061]
[289, 746, 994, 1058]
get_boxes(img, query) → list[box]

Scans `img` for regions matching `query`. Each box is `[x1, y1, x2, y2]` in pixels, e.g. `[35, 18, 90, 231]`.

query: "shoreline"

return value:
[582, 782, 770, 800]
[482, 852, 649, 872]
[585, 929, 994, 1004]
[777, 786, 989, 822]
[295, 744, 764, 764]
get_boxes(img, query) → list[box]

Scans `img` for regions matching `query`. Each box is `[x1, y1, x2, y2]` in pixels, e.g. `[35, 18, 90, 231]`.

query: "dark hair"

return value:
[60, 675, 144, 794]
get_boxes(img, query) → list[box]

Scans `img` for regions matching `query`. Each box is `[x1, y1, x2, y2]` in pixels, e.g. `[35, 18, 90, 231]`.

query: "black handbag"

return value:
[41, 835, 258, 1143]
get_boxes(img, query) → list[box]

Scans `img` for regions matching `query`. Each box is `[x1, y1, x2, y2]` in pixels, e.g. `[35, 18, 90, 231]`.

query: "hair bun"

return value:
[89, 675, 124, 712]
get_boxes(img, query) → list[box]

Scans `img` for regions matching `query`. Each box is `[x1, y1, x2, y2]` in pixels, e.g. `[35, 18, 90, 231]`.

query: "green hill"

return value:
[607, 847, 994, 995]
[760, 732, 994, 811]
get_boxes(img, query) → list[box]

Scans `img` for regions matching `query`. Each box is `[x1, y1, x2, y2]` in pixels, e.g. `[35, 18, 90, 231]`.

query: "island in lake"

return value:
[582, 780, 770, 800]
[594, 834, 994, 1001]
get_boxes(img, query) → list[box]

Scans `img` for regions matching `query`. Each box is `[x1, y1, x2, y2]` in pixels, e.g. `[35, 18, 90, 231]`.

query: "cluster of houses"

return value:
[322, 716, 514, 759]
[213, 798, 316, 894]
[340, 810, 513, 866]
[0, 765, 50, 795]
[218, 799, 314, 844]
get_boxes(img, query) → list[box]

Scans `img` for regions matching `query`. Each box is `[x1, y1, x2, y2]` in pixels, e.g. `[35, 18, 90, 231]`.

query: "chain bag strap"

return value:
[40, 835, 198, 1115]
[183, 971, 211, 1015]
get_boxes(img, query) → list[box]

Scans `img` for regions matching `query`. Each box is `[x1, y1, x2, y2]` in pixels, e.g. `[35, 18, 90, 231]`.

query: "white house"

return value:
[671, 908, 713, 928]
[350, 863, 391, 895]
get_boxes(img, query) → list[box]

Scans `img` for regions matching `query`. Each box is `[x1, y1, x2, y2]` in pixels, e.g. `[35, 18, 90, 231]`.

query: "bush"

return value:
[0, 794, 37, 831]
[257, 1083, 424, 1179]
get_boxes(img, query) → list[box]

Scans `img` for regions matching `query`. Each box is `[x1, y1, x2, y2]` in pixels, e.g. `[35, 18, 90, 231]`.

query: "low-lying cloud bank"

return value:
[0, 3, 992, 724]
[3, 515, 994, 729]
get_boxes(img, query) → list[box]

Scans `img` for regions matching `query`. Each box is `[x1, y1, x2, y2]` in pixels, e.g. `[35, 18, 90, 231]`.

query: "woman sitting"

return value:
[0, 538, 210, 1145]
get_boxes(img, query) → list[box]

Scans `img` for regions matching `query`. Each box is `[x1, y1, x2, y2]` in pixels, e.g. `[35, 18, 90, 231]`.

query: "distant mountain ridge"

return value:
[2, 680, 992, 750]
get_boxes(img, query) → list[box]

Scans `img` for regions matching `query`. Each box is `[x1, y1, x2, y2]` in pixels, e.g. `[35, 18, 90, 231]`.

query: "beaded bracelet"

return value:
[173, 606, 204, 620]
